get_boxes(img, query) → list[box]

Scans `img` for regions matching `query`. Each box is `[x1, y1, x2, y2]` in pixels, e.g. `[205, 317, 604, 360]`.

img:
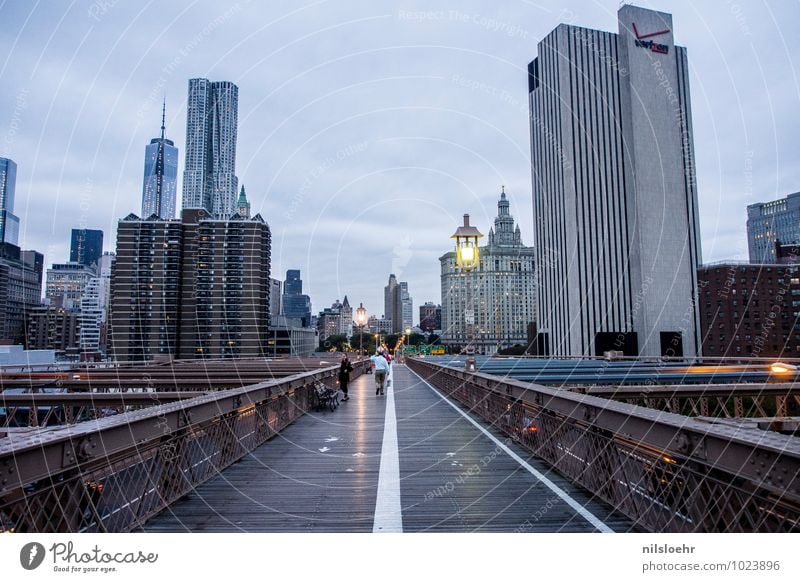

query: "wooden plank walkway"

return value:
[144, 364, 632, 532]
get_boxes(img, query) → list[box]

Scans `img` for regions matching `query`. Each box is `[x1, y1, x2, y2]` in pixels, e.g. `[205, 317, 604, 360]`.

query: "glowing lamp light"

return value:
[769, 362, 797, 375]
[354, 303, 368, 327]
[451, 214, 483, 271]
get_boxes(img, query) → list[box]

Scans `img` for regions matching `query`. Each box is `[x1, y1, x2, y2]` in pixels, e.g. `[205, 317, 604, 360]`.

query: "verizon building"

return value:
[528, 5, 702, 357]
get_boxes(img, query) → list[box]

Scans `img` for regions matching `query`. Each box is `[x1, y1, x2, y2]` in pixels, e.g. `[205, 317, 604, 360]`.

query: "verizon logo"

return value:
[632, 22, 670, 54]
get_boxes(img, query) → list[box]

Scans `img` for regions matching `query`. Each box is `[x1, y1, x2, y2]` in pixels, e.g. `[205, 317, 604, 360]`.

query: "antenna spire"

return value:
[160, 98, 166, 139]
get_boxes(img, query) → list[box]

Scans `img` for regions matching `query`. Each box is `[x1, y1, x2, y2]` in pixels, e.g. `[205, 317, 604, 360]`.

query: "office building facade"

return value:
[45, 262, 96, 311]
[419, 302, 441, 332]
[747, 192, 800, 264]
[269, 278, 282, 319]
[142, 103, 179, 219]
[69, 228, 103, 268]
[0, 157, 20, 245]
[0, 243, 44, 344]
[440, 191, 536, 355]
[182, 78, 239, 218]
[282, 269, 312, 326]
[384, 274, 413, 332]
[529, 5, 702, 357]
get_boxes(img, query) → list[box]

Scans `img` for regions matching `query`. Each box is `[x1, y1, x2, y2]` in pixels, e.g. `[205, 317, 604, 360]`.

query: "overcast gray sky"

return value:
[1, 0, 799, 321]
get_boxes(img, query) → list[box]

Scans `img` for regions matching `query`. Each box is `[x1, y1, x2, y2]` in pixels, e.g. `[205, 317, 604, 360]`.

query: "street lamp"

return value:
[451, 213, 483, 372]
[354, 302, 368, 357]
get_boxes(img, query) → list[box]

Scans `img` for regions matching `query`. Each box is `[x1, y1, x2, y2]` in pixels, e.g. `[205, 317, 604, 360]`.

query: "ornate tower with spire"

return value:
[237, 184, 251, 218]
[439, 186, 536, 355]
[141, 100, 179, 219]
[488, 186, 522, 247]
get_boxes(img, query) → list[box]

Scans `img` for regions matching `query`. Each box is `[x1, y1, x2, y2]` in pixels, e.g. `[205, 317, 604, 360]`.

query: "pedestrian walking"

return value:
[370, 350, 390, 395]
[338, 355, 353, 401]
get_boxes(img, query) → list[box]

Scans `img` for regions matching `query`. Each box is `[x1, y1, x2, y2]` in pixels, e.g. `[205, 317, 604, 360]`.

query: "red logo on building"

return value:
[632, 23, 670, 54]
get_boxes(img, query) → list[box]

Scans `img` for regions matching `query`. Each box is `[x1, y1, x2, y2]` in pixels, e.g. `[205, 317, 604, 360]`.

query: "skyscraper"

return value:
[746, 192, 800, 264]
[384, 274, 398, 331]
[399, 282, 413, 331]
[284, 269, 302, 295]
[70, 228, 103, 268]
[182, 78, 239, 218]
[0, 157, 20, 245]
[282, 269, 312, 327]
[529, 5, 701, 357]
[141, 101, 179, 219]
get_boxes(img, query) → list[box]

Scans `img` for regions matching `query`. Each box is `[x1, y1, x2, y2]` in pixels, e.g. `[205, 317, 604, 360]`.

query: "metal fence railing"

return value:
[0, 362, 367, 533]
[407, 358, 800, 533]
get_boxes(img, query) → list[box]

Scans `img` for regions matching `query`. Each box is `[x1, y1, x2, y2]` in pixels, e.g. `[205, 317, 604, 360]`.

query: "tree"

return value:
[320, 334, 349, 352]
[350, 331, 376, 355]
[408, 333, 427, 346]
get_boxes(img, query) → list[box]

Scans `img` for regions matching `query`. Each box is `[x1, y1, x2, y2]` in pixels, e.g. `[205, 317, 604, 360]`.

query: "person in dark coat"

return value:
[338, 355, 354, 401]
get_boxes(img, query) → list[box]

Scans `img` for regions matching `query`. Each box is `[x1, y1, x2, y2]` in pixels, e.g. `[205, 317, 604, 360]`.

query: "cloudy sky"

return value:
[1, 0, 799, 321]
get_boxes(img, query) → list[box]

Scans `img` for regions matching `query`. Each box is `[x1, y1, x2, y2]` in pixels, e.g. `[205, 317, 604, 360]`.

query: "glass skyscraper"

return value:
[282, 269, 312, 327]
[182, 79, 239, 218]
[0, 157, 20, 245]
[70, 228, 103, 268]
[746, 192, 800, 263]
[141, 102, 178, 219]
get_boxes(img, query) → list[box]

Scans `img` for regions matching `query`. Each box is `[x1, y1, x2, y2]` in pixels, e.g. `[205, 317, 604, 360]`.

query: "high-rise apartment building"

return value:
[747, 192, 800, 264]
[108, 215, 183, 361]
[142, 102, 179, 219]
[698, 263, 800, 358]
[182, 79, 239, 218]
[109, 209, 271, 361]
[0, 157, 20, 245]
[69, 228, 103, 268]
[440, 191, 536, 355]
[529, 5, 702, 357]
[26, 305, 79, 353]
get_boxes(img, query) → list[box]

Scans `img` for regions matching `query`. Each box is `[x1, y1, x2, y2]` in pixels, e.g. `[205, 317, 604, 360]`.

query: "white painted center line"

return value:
[373, 363, 403, 533]
[408, 367, 613, 533]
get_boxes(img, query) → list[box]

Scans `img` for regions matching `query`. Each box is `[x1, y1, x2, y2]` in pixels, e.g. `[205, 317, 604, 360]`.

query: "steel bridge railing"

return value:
[407, 358, 800, 533]
[0, 362, 367, 533]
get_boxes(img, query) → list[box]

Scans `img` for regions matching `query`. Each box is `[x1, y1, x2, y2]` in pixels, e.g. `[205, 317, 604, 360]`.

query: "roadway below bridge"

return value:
[143, 365, 632, 533]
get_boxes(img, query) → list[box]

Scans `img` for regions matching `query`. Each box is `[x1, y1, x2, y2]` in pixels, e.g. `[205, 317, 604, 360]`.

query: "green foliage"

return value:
[320, 334, 349, 352]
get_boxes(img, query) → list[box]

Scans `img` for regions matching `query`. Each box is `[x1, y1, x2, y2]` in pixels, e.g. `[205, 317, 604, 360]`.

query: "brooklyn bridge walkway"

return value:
[144, 365, 631, 533]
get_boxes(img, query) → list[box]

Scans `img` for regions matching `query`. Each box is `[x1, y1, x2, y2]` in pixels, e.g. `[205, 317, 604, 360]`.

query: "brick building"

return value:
[698, 263, 800, 358]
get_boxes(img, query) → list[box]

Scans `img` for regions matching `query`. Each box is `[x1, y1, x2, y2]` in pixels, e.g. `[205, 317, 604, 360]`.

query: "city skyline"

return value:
[1, 2, 799, 320]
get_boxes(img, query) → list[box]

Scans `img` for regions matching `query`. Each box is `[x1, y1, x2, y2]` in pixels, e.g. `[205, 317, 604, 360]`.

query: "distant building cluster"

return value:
[3, 6, 800, 365]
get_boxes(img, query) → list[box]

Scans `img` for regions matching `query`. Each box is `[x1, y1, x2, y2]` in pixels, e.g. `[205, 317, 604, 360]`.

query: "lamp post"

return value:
[451, 213, 483, 372]
[354, 303, 368, 357]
